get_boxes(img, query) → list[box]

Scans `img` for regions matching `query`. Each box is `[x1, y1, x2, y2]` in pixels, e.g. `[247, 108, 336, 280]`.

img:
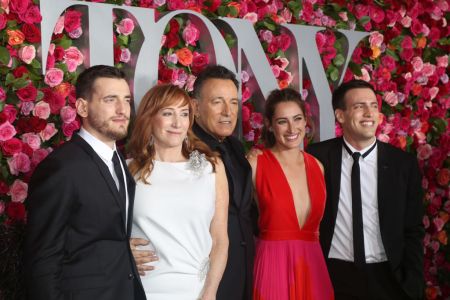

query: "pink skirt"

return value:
[253, 239, 334, 300]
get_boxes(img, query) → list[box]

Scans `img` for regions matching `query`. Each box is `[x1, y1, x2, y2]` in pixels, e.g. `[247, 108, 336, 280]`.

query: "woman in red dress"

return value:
[248, 88, 334, 300]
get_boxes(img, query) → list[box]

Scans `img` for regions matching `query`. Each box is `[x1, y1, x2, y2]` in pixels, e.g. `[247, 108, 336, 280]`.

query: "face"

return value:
[76, 77, 131, 146]
[151, 100, 190, 150]
[270, 101, 306, 150]
[193, 78, 238, 141]
[335, 88, 380, 149]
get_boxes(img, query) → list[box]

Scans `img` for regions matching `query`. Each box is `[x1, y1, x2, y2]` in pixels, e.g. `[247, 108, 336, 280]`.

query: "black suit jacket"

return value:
[193, 123, 254, 300]
[24, 134, 146, 300]
[307, 137, 424, 300]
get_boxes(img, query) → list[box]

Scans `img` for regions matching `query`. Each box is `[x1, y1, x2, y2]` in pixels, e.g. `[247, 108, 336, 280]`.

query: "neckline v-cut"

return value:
[266, 149, 312, 231]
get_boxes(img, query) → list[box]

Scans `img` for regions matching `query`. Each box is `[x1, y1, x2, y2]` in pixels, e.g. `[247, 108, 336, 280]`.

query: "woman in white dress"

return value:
[127, 84, 229, 300]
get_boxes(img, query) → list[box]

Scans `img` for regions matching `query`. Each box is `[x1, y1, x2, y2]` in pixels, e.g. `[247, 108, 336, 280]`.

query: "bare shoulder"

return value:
[312, 156, 324, 174]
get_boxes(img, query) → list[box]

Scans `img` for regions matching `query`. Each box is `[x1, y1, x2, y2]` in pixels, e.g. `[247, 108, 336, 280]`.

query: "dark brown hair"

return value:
[128, 84, 217, 183]
[75, 65, 126, 100]
[332, 79, 376, 111]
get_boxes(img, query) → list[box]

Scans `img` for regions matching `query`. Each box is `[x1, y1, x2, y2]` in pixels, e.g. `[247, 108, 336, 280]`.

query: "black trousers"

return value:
[327, 259, 410, 300]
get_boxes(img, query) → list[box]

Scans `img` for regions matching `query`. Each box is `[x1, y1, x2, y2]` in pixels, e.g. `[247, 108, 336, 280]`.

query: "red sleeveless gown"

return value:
[253, 150, 334, 300]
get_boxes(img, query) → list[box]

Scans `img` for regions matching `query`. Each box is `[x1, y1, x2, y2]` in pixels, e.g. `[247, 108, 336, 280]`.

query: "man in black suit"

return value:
[307, 80, 424, 300]
[24, 65, 146, 300]
[192, 65, 254, 300]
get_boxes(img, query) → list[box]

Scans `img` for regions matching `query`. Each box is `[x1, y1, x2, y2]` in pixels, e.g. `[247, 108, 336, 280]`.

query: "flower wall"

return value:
[0, 0, 448, 299]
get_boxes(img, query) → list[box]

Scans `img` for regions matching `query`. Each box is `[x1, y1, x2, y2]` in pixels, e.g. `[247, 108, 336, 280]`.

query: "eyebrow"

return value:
[274, 113, 304, 121]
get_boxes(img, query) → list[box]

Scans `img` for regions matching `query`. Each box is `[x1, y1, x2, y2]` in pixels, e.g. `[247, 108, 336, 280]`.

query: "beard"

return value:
[87, 114, 129, 141]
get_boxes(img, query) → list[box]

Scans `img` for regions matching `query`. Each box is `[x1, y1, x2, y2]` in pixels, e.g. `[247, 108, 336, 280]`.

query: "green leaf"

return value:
[333, 53, 345, 66]
[13, 77, 29, 89]
[348, 61, 363, 76]
[287, 1, 302, 17]
[36, 90, 44, 101]
[217, 5, 228, 17]
[438, 37, 450, 46]
[5, 73, 15, 86]
[263, 20, 276, 31]
[31, 59, 41, 69]
[358, 16, 371, 25]
[56, 35, 73, 49]
[228, 6, 238, 17]
[0, 101, 4, 112]
[328, 65, 339, 82]
[385, 48, 399, 61]
[430, 118, 448, 134]
[117, 34, 129, 46]
[0, 46, 10, 65]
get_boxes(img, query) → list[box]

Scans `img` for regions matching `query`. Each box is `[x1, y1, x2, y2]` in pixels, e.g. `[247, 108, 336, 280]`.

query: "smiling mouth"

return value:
[218, 120, 232, 124]
[285, 133, 299, 141]
[360, 121, 375, 127]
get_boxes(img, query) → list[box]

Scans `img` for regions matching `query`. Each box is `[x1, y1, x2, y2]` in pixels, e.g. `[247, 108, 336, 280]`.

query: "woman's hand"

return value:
[130, 238, 159, 276]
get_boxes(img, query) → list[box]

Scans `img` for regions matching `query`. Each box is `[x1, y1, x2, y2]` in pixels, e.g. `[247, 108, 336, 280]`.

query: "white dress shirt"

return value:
[78, 127, 129, 229]
[328, 138, 387, 263]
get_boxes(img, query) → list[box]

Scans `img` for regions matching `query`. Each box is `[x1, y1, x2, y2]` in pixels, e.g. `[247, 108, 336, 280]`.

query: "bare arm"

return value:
[129, 238, 158, 276]
[202, 159, 229, 300]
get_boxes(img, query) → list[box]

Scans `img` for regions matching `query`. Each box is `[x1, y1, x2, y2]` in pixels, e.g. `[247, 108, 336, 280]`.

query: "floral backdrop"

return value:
[0, 0, 448, 299]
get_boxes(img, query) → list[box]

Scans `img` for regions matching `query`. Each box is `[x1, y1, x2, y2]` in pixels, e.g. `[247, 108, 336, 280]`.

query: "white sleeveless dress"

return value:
[131, 158, 215, 300]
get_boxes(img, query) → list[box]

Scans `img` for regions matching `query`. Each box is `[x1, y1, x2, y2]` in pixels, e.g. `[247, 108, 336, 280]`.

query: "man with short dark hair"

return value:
[192, 65, 254, 300]
[307, 79, 424, 300]
[24, 65, 146, 300]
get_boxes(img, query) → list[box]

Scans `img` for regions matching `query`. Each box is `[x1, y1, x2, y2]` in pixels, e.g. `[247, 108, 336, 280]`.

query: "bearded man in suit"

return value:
[24, 65, 146, 300]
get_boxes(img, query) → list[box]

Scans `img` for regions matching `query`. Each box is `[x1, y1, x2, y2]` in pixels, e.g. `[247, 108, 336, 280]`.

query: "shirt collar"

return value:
[78, 127, 117, 161]
[342, 137, 377, 160]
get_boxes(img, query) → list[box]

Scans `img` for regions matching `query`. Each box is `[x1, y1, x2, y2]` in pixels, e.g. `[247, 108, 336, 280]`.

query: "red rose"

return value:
[42, 87, 65, 114]
[0, 181, 9, 194]
[53, 46, 65, 61]
[6, 202, 26, 222]
[21, 142, 33, 157]
[275, 33, 291, 51]
[19, 4, 42, 24]
[368, 5, 385, 24]
[13, 65, 29, 78]
[10, 0, 30, 14]
[22, 23, 41, 43]
[1, 104, 18, 123]
[169, 18, 179, 33]
[16, 118, 33, 133]
[64, 10, 82, 33]
[165, 32, 179, 48]
[167, 0, 185, 11]
[0, 13, 6, 30]
[28, 116, 47, 133]
[113, 46, 121, 64]
[46, 54, 55, 69]
[1, 138, 23, 156]
[17, 83, 37, 102]
[191, 52, 209, 74]
[62, 120, 80, 137]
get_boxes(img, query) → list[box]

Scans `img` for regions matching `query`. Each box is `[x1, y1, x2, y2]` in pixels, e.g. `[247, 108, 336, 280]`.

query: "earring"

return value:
[269, 127, 273, 132]
[149, 135, 154, 146]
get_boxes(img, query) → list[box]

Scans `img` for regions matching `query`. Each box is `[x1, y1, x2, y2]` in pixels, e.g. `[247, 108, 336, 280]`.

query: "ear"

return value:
[192, 98, 200, 118]
[75, 98, 88, 118]
[335, 109, 345, 124]
[264, 118, 271, 131]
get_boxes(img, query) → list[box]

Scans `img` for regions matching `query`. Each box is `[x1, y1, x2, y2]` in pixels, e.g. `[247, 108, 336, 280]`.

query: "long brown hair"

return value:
[128, 84, 217, 184]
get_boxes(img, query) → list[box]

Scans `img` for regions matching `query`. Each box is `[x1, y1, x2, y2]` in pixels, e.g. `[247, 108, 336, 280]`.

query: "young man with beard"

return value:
[24, 65, 146, 300]
[307, 80, 424, 300]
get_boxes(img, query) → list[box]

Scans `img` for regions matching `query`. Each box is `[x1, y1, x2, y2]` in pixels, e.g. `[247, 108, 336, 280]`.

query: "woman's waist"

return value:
[258, 229, 319, 241]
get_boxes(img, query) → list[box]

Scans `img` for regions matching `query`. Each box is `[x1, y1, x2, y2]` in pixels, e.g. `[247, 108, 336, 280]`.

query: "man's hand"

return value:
[246, 147, 263, 160]
[130, 238, 159, 276]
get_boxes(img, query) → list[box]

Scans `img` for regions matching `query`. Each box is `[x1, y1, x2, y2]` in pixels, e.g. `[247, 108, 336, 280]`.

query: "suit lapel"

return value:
[122, 152, 136, 237]
[376, 141, 390, 228]
[228, 137, 252, 209]
[72, 135, 127, 228]
[329, 138, 343, 221]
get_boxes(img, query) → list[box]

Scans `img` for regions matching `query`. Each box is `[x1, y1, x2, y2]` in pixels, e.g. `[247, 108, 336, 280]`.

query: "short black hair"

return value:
[192, 65, 239, 99]
[262, 88, 306, 148]
[75, 65, 127, 100]
[332, 80, 376, 111]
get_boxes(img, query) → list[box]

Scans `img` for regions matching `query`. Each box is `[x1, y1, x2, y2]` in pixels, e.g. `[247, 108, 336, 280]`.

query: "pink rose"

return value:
[275, 33, 291, 51]
[64, 46, 84, 72]
[316, 32, 327, 51]
[381, 55, 396, 71]
[19, 4, 41, 24]
[436, 55, 448, 68]
[165, 53, 178, 64]
[417, 144, 432, 160]
[182, 22, 200, 46]
[354, 4, 369, 19]
[410, 19, 423, 36]
[243, 12, 258, 24]
[422, 63, 436, 77]
[0, 121, 17, 141]
[153, 0, 166, 6]
[60, 106, 76, 124]
[44, 68, 64, 87]
[54, 16, 65, 34]
[383, 91, 398, 107]
[120, 48, 131, 63]
[411, 56, 423, 72]
[116, 18, 134, 36]
[271, 64, 281, 77]
[21, 132, 41, 150]
[369, 5, 385, 23]
[242, 85, 251, 103]
[273, 57, 289, 70]
[185, 74, 196, 93]
[429, 87, 439, 100]
[8, 179, 28, 203]
[18, 45, 35, 64]
[259, 30, 273, 43]
[242, 105, 250, 122]
[68, 27, 82, 39]
[33, 101, 51, 119]
[10, 0, 29, 14]
[20, 102, 34, 116]
[400, 16, 412, 27]
[368, 31, 383, 48]
[241, 71, 250, 83]
[8, 152, 31, 175]
[32, 148, 49, 166]
[40, 123, 58, 141]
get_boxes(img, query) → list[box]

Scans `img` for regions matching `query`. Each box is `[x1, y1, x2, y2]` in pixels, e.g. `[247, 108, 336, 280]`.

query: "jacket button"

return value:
[240, 241, 247, 246]
[128, 273, 134, 280]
